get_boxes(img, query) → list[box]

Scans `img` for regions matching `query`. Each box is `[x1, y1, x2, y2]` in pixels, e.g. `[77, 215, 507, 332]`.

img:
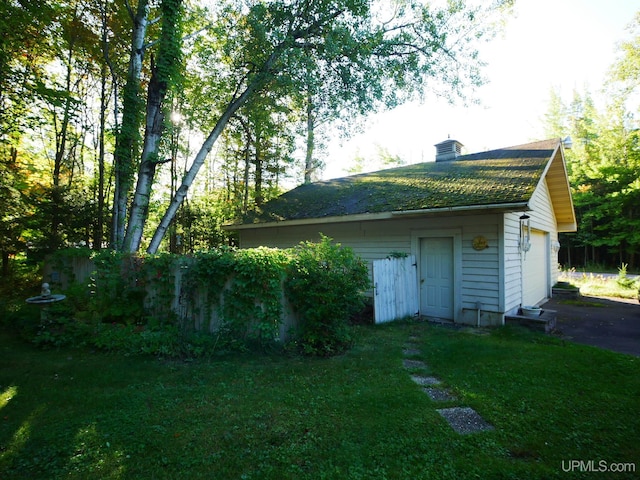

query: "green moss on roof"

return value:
[239, 140, 557, 224]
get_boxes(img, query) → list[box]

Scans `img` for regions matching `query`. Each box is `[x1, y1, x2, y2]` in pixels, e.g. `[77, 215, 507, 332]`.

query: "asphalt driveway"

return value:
[543, 295, 640, 357]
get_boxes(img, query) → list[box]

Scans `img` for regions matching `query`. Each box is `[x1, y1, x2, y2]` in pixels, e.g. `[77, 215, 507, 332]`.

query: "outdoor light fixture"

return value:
[519, 214, 531, 253]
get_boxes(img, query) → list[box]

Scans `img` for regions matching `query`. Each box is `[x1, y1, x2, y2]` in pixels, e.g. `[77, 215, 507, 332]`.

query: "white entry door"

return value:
[522, 231, 549, 306]
[420, 237, 454, 320]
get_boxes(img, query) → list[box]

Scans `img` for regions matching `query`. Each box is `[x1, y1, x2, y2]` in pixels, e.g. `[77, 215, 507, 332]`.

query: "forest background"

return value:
[1, 0, 639, 275]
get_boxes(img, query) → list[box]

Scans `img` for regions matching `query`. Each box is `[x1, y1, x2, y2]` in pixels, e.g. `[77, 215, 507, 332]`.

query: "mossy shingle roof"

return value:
[239, 139, 559, 224]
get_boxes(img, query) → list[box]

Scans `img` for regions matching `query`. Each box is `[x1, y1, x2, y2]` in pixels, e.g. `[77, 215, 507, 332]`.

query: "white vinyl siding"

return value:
[503, 212, 524, 313]
[503, 178, 560, 314]
[240, 214, 503, 322]
[528, 179, 558, 299]
[461, 223, 500, 312]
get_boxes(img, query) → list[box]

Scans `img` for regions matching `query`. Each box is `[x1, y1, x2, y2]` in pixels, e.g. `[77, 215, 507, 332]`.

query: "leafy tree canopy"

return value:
[545, 11, 640, 268]
[146, 0, 515, 252]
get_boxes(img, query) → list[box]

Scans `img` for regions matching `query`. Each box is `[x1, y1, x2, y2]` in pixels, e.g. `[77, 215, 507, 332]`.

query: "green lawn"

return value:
[558, 270, 639, 299]
[1, 322, 639, 479]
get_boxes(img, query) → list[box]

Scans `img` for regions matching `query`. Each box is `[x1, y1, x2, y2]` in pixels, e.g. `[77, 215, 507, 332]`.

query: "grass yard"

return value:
[1, 322, 639, 479]
[558, 270, 639, 300]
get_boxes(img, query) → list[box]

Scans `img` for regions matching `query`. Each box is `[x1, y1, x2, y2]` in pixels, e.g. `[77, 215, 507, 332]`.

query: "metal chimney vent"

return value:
[435, 139, 463, 162]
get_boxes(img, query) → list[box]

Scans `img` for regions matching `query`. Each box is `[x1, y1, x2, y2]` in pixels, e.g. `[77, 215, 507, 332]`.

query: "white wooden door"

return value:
[420, 237, 454, 320]
[373, 256, 419, 324]
[522, 231, 548, 306]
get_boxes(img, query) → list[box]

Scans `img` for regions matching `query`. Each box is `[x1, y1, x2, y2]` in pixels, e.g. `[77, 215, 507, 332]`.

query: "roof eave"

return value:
[223, 202, 531, 231]
[542, 141, 577, 231]
[557, 221, 578, 233]
[390, 202, 530, 219]
[223, 211, 395, 231]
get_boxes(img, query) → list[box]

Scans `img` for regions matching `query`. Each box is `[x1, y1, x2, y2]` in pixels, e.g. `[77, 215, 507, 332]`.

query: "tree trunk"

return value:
[112, 0, 149, 250]
[146, 83, 258, 253]
[94, 54, 107, 250]
[146, 45, 284, 254]
[238, 117, 252, 214]
[254, 128, 263, 207]
[304, 92, 315, 183]
[123, 60, 167, 252]
[243, 142, 251, 214]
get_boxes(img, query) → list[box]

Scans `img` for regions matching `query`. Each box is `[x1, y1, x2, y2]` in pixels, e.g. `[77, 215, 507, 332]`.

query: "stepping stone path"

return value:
[402, 336, 493, 435]
[436, 407, 495, 435]
[402, 359, 427, 369]
[403, 348, 421, 356]
[423, 387, 457, 402]
[410, 375, 441, 386]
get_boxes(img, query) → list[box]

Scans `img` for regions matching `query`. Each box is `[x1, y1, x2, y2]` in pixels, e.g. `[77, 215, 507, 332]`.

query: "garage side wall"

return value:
[503, 178, 560, 316]
[238, 213, 505, 325]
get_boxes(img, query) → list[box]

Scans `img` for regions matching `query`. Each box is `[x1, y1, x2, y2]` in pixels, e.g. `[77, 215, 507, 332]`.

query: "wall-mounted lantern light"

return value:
[519, 214, 531, 254]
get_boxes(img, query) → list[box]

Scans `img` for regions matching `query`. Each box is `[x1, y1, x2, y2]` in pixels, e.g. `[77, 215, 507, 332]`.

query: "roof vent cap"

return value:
[435, 139, 464, 162]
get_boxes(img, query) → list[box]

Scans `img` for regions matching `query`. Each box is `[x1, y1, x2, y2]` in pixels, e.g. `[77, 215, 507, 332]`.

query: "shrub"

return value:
[285, 236, 370, 356]
[616, 263, 636, 289]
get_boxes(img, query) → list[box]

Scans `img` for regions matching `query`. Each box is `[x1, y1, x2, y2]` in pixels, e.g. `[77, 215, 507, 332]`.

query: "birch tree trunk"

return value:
[146, 90, 252, 253]
[122, 61, 167, 252]
[304, 92, 315, 184]
[112, 0, 149, 250]
[94, 2, 110, 250]
[146, 46, 284, 253]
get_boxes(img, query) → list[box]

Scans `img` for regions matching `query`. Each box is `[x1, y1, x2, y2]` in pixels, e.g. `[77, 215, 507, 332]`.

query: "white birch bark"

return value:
[145, 47, 284, 254]
[146, 85, 255, 253]
[112, 0, 149, 250]
[123, 64, 166, 252]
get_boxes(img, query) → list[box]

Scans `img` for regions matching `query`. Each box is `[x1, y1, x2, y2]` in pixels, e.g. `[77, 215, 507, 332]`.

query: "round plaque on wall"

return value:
[472, 235, 488, 251]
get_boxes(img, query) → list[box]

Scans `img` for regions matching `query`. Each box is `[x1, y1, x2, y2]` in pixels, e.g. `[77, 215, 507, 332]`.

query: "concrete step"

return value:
[505, 309, 557, 333]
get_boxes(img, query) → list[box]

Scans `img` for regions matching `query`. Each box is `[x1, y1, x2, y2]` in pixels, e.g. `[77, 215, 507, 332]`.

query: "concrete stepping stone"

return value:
[437, 407, 494, 434]
[423, 387, 456, 402]
[410, 375, 441, 386]
[403, 359, 427, 369]
[403, 348, 421, 356]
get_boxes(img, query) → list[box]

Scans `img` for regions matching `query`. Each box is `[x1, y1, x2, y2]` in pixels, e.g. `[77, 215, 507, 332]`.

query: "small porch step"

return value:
[504, 309, 557, 333]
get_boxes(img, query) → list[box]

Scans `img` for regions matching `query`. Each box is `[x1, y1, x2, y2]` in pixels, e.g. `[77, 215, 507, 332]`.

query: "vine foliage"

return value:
[36, 237, 369, 357]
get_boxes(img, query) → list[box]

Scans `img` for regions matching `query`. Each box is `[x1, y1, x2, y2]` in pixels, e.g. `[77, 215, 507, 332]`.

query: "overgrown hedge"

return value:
[23, 236, 370, 357]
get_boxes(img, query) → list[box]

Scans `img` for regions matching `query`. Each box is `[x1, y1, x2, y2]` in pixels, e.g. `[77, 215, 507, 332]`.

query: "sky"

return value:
[321, 0, 638, 180]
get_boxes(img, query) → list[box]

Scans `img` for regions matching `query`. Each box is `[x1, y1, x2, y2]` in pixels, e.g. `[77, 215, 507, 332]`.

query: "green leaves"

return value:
[43, 238, 369, 357]
[285, 235, 370, 356]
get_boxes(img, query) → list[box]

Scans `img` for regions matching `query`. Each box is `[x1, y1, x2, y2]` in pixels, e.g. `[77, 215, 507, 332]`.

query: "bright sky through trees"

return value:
[323, 0, 639, 179]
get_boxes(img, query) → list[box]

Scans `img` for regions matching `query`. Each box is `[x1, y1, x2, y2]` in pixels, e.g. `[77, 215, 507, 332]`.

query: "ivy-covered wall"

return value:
[44, 237, 370, 356]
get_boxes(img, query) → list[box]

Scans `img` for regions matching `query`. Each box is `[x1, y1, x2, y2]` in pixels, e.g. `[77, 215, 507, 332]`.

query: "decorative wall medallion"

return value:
[472, 235, 488, 251]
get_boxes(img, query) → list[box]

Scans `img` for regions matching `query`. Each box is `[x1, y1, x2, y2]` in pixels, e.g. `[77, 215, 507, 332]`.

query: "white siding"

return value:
[461, 222, 500, 312]
[503, 212, 523, 314]
[240, 214, 504, 324]
[529, 179, 559, 299]
[503, 178, 560, 315]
